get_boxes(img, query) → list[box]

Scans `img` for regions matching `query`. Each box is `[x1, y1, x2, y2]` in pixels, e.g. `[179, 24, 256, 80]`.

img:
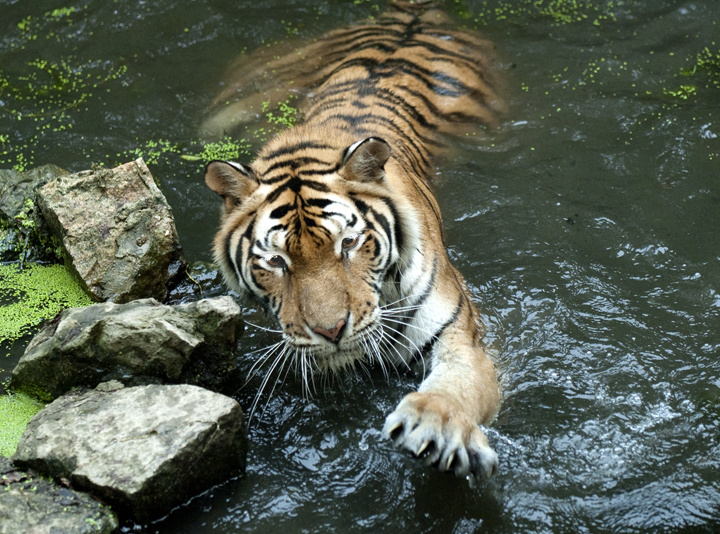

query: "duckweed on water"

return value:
[0, 263, 92, 347]
[180, 137, 254, 164]
[470, 0, 621, 27]
[179, 98, 298, 165]
[0, 392, 44, 457]
[262, 98, 299, 129]
[1, 5, 128, 171]
[0, 57, 128, 171]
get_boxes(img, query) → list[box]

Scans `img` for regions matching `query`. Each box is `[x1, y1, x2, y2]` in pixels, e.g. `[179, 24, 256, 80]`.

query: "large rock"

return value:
[13, 381, 247, 522]
[36, 158, 185, 303]
[11, 296, 243, 400]
[0, 456, 118, 534]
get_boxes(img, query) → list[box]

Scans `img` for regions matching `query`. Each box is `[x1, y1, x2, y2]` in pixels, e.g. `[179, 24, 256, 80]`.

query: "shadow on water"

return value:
[1, 0, 719, 532]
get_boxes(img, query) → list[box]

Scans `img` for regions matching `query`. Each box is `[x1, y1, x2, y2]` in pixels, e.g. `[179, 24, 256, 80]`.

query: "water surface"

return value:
[1, 0, 719, 532]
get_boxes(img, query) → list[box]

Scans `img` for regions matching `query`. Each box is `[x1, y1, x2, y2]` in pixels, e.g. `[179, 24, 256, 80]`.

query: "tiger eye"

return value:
[266, 255, 286, 268]
[342, 235, 359, 250]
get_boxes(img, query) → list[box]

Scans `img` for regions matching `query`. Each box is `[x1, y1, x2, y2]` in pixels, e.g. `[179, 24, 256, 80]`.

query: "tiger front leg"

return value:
[383, 339, 501, 480]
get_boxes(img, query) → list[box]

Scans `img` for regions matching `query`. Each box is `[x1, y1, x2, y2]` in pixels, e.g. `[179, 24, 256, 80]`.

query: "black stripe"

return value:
[263, 156, 333, 176]
[263, 141, 335, 160]
[305, 198, 333, 209]
[229, 216, 255, 292]
[269, 205, 292, 219]
[265, 178, 331, 203]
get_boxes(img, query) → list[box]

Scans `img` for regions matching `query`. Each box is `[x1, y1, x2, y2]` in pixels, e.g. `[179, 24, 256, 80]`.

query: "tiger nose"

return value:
[312, 319, 347, 344]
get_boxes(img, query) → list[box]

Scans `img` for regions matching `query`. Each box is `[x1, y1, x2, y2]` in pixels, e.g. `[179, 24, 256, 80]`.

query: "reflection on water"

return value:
[1, 0, 719, 532]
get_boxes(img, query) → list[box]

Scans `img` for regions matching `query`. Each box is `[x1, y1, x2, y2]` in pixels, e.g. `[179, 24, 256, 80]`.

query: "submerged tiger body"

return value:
[204, 1, 503, 479]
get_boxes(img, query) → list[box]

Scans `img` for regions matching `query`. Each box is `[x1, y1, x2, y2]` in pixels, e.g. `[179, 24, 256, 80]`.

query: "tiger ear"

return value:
[339, 137, 391, 183]
[204, 160, 258, 212]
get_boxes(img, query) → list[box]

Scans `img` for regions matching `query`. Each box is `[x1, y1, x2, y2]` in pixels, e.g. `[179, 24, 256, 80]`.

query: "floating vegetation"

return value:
[180, 137, 254, 165]
[469, 0, 622, 27]
[262, 98, 299, 129]
[0, 57, 128, 171]
[656, 46, 720, 103]
[125, 139, 182, 167]
[178, 98, 298, 165]
[0, 392, 44, 457]
[663, 84, 697, 101]
[0, 263, 92, 347]
[1, 4, 128, 171]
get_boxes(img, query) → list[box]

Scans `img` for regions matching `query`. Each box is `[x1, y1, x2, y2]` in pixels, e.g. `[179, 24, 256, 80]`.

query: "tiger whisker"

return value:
[259, 345, 297, 419]
[247, 340, 294, 425]
[244, 320, 283, 333]
[377, 319, 428, 379]
[361, 334, 388, 381]
[245, 340, 285, 382]
[375, 326, 410, 372]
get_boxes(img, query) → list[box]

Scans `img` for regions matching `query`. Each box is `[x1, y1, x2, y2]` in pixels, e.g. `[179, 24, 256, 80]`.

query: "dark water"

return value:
[2, 1, 719, 532]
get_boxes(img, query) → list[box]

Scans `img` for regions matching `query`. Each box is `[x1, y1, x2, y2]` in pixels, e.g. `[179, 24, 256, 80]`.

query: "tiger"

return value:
[203, 0, 504, 480]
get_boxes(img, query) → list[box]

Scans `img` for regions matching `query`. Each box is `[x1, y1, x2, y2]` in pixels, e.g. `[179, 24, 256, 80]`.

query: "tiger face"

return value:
[206, 134, 407, 372]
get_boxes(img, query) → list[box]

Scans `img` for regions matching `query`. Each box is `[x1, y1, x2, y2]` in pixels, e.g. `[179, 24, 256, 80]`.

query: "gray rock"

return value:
[13, 381, 247, 523]
[36, 158, 185, 303]
[11, 296, 243, 400]
[0, 456, 118, 534]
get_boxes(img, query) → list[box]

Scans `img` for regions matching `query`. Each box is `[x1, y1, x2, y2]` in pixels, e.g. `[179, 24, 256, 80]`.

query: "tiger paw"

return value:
[383, 392, 498, 479]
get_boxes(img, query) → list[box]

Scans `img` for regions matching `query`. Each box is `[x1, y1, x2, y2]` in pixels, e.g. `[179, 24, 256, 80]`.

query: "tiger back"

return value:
[204, 0, 503, 480]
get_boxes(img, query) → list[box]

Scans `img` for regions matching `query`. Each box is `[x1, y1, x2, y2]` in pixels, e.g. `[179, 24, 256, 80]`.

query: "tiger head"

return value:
[205, 131, 415, 373]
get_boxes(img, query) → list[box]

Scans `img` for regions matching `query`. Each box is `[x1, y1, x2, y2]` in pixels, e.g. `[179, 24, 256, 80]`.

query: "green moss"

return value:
[0, 392, 44, 457]
[0, 196, 64, 263]
[0, 263, 92, 347]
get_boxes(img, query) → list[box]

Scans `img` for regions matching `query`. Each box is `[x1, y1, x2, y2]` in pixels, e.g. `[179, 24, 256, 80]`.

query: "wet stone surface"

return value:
[0, 456, 119, 534]
[13, 381, 247, 523]
[36, 158, 185, 303]
[11, 296, 244, 400]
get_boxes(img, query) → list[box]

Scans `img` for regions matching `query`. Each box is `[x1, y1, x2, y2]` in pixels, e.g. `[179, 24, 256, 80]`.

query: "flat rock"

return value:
[13, 382, 247, 522]
[36, 158, 185, 303]
[11, 296, 243, 400]
[0, 456, 118, 534]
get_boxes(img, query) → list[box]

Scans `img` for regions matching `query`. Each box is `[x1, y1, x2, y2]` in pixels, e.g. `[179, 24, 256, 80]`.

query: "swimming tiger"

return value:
[203, 0, 503, 480]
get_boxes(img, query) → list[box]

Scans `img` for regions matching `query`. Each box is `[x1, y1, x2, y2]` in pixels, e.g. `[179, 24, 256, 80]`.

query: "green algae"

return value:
[262, 98, 299, 129]
[0, 392, 44, 457]
[470, 0, 621, 27]
[1, 5, 127, 172]
[0, 263, 92, 347]
[178, 98, 298, 165]
[666, 46, 720, 99]
[0, 56, 128, 172]
[179, 137, 254, 165]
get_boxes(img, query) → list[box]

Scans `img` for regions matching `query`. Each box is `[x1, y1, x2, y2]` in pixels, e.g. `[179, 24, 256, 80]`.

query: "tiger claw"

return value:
[384, 393, 499, 479]
[416, 440, 430, 457]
